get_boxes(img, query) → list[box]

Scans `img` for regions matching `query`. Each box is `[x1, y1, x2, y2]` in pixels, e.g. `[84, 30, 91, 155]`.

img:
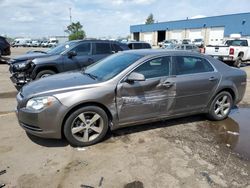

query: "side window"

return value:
[111, 43, 122, 52]
[133, 43, 142, 49]
[175, 56, 214, 75]
[72, 43, 91, 55]
[142, 43, 151, 49]
[133, 56, 171, 79]
[95, 43, 112, 54]
[128, 43, 133, 49]
[186, 45, 192, 50]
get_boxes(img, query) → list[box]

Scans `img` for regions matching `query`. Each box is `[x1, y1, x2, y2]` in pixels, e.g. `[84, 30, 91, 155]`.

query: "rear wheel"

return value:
[35, 70, 56, 79]
[207, 91, 233, 121]
[64, 106, 109, 147]
[234, 53, 243, 68]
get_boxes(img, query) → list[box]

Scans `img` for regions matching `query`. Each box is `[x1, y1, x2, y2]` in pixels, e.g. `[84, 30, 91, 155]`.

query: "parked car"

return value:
[48, 40, 58, 48]
[9, 40, 129, 88]
[15, 50, 246, 146]
[182, 39, 191, 44]
[175, 44, 200, 52]
[0, 36, 11, 56]
[161, 40, 174, 49]
[31, 40, 40, 47]
[193, 38, 204, 47]
[126, 41, 151, 49]
[205, 38, 250, 67]
[41, 41, 49, 47]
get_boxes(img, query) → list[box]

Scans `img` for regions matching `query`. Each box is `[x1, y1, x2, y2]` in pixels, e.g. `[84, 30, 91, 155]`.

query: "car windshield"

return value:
[84, 53, 142, 81]
[194, 39, 202, 42]
[225, 40, 248, 46]
[46, 42, 75, 54]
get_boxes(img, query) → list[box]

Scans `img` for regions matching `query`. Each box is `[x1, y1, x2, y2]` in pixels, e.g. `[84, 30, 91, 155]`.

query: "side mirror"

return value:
[67, 51, 77, 58]
[126, 72, 145, 82]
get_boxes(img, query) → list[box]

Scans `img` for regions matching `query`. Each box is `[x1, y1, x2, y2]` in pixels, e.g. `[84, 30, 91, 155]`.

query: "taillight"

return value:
[229, 48, 234, 55]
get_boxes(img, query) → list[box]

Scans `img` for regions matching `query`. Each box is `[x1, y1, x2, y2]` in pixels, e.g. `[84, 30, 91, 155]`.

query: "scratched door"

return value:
[116, 56, 176, 125]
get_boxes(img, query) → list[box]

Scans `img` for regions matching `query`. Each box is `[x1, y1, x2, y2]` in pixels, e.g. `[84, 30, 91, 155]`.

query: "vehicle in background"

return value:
[25, 41, 32, 47]
[193, 38, 204, 47]
[12, 38, 31, 47]
[205, 36, 250, 67]
[31, 40, 41, 47]
[9, 40, 129, 88]
[41, 41, 49, 47]
[15, 50, 247, 146]
[162, 40, 174, 49]
[126, 41, 151, 49]
[48, 39, 59, 48]
[0, 36, 11, 56]
[182, 39, 192, 44]
[163, 43, 178, 49]
[175, 44, 200, 53]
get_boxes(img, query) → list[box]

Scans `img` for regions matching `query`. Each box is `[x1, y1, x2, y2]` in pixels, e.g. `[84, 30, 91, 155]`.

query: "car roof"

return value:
[123, 49, 201, 57]
[126, 41, 150, 44]
[72, 39, 123, 43]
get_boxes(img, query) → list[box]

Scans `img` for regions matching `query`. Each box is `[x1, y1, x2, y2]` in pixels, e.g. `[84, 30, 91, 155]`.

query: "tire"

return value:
[234, 54, 243, 68]
[207, 91, 233, 121]
[35, 70, 56, 79]
[63, 106, 109, 147]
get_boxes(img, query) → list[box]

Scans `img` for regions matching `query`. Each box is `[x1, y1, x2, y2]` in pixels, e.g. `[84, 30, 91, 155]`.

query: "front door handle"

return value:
[209, 77, 217, 81]
[162, 82, 174, 88]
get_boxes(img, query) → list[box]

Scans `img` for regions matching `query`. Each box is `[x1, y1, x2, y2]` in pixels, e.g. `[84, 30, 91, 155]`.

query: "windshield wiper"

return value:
[82, 72, 98, 80]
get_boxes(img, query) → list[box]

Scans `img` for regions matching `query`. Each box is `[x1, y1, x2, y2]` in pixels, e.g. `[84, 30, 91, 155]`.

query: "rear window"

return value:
[225, 40, 248, 46]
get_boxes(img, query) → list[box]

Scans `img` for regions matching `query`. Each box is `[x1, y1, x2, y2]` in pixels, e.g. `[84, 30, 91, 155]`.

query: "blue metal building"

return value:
[130, 12, 250, 46]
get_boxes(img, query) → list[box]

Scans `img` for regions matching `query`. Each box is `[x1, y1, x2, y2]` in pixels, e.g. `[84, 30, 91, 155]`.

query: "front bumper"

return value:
[16, 94, 68, 139]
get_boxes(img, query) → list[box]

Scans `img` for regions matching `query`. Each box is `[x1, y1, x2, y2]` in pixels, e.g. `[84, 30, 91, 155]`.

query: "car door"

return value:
[63, 42, 93, 71]
[116, 56, 176, 124]
[171, 55, 220, 114]
[92, 42, 113, 62]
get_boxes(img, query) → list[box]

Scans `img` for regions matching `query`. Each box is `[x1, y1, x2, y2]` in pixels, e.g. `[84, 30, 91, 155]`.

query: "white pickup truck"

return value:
[205, 38, 250, 67]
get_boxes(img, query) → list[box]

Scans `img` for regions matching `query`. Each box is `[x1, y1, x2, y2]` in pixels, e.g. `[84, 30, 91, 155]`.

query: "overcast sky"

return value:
[0, 0, 249, 38]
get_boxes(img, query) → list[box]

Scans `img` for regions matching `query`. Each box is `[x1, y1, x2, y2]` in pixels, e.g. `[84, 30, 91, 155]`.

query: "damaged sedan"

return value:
[16, 50, 246, 146]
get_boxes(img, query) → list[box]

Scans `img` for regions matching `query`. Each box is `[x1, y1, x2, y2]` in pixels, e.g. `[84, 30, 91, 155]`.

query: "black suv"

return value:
[9, 40, 129, 88]
[0, 36, 11, 57]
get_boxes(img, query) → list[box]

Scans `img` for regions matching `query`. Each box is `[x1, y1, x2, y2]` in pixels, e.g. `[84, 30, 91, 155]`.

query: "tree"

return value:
[65, 21, 86, 40]
[145, 13, 154, 24]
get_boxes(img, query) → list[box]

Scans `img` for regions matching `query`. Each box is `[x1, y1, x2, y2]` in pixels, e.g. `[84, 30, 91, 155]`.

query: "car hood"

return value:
[21, 71, 100, 98]
[11, 52, 51, 63]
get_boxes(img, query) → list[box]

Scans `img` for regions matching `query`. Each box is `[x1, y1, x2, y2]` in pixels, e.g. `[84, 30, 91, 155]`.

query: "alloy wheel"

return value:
[214, 95, 231, 118]
[71, 111, 104, 142]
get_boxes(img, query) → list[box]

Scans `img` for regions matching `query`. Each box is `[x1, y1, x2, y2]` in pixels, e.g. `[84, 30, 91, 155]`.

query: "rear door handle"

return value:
[209, 77, 217, 81]
[162, 82, 174, 88]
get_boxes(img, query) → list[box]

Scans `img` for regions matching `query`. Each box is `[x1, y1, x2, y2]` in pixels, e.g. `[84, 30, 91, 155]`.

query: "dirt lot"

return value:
[0, 48, 250, 188]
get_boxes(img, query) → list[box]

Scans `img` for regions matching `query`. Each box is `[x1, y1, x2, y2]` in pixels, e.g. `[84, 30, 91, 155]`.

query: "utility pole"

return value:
[69, 7, 72, 24]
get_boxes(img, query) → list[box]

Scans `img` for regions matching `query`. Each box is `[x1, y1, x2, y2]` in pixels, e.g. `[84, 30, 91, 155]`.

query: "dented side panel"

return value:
[116, 77, 176, 124]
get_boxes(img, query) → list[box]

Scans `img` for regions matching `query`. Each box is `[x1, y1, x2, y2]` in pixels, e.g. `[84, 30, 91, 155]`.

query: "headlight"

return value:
[16, 62, 27, 69]
[26, 96, 57, 111]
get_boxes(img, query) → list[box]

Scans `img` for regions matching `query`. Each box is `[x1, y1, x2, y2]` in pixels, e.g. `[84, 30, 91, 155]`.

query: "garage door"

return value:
[143, 33, 153, 45]
[170, 30, 182, 41]
[209, 27, 224, 45]
[189, 29, 202, 41]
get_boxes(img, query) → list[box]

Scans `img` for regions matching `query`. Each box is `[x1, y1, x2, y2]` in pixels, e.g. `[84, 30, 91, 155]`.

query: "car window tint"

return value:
[128, 43, 133, 49]
[133, 43, 142, 49]
[73, 43, 91, 55]
[133, 57, 171, 79]
[175, 56, 214, 75]
[95, 43, 111, 54]
[142, 43, 151, 49]
[186, 45, 192, 50]
[112, 43, 122, 52]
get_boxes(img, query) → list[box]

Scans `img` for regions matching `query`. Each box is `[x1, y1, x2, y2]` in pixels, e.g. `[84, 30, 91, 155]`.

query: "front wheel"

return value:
[207, 91, 233, 121]
[63, 106, 109, 147]
[35, 70, 56, 79]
